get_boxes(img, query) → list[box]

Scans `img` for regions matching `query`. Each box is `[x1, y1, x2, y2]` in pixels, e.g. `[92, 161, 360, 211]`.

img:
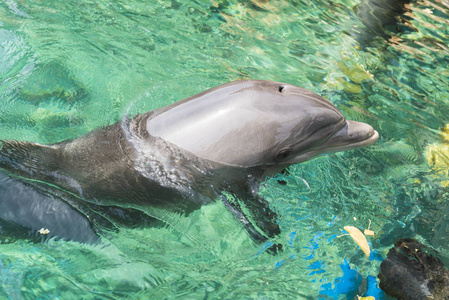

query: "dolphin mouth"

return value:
[314, 120, 379, 153]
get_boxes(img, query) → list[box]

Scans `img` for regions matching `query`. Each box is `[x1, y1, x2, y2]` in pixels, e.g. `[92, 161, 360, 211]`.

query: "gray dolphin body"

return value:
[0, 80, 378, 244]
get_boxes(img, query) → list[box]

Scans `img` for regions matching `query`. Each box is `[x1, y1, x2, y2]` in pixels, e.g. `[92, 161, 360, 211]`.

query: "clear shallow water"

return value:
[0, 0, 449, 299]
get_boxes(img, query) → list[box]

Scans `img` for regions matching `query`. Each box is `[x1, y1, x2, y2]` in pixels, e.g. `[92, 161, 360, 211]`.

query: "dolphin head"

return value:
[147, 80, 378, 169]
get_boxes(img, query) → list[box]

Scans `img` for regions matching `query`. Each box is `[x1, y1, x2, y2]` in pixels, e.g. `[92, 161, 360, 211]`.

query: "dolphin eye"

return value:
[278, 85, 285, 93]
[276, 148, 292, 160]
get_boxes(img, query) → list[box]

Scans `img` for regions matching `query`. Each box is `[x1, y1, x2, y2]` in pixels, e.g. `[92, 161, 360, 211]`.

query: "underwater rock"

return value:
[378, 238, 449, 299]
[19, 62, 88, 104]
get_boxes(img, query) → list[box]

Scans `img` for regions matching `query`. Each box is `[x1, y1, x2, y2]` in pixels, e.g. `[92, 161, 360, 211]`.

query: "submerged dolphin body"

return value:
[353, 0, 414, 48]
[0, 80, 378, 245]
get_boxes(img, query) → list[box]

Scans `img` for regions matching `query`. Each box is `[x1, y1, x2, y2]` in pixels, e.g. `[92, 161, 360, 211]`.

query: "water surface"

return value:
[1, 0, 449, 299]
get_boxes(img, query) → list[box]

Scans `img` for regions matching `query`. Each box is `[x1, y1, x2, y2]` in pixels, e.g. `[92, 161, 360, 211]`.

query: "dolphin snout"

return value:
[345, 120, 377, 144]
[317, 120, 379, 152]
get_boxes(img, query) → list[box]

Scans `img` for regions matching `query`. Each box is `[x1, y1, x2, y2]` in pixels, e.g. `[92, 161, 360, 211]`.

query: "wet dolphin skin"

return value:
[0, 80, 378, 245]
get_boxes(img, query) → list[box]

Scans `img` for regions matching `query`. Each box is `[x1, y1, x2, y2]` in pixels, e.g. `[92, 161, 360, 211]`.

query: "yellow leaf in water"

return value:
[344, 226, 370, 258]
[364, 229, 375, 236]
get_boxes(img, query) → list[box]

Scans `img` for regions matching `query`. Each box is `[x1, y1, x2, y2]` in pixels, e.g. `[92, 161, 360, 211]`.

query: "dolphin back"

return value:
[0, 140, 61, 180]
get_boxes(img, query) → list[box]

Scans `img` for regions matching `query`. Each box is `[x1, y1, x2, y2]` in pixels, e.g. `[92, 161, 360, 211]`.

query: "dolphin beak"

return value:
[319, 120, 379, 152]
[285, 120, 379, 165]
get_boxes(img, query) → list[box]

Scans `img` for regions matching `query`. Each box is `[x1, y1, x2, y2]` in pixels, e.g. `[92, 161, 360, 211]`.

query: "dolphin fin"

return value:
[220, 191, 282, 253]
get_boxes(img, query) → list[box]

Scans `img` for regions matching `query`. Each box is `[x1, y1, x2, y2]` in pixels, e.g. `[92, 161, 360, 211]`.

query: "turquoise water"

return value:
[1, 0, 449, 298]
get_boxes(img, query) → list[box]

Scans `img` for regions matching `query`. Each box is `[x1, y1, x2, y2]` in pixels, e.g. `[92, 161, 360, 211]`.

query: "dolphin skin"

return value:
[0, 80, 378, 245]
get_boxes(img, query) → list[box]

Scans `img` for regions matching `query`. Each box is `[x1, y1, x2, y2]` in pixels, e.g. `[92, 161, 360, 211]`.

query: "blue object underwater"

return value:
[319, 259, 389, 299]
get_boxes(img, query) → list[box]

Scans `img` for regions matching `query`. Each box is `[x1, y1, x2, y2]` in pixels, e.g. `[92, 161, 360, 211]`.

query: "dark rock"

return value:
[378, 238, 449, 300]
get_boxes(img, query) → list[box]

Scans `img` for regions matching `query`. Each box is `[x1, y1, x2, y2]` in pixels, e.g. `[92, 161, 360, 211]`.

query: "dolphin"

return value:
[0, 80, 378, 245]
